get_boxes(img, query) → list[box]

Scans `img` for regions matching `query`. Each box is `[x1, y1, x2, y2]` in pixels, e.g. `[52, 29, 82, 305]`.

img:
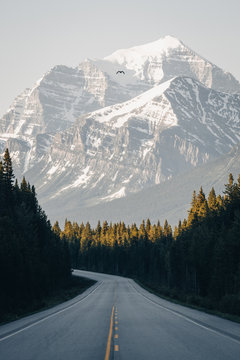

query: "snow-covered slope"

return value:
[0, 62, 141, 175]
[104, 35, 240, 93]
[25, 76, 240, 213]
[1, 35, 240, 176]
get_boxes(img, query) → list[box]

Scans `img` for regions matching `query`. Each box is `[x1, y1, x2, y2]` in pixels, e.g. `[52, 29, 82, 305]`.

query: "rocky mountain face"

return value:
[1, 35, 240, 177]
[26, 76, 240, 213]
[1, 35, 240, 225]
[0, 62, 142, 176]
[39, 145, 240, 227]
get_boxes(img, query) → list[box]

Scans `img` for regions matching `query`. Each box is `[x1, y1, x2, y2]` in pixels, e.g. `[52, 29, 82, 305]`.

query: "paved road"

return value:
[0, 270, 240, 360]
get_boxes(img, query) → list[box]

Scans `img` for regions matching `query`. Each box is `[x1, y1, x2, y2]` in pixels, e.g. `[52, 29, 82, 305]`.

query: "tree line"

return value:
[56, 174, 240, 316]
[0, 149, 71, 321]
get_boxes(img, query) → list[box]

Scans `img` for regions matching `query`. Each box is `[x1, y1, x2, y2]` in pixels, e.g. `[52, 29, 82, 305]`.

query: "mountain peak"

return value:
[103, 36, 240, 92]
[104, 35, 183, 63]
[131, 35, 183, 53]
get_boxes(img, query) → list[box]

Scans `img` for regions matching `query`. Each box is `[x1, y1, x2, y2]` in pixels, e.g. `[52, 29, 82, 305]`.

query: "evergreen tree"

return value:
[187, 191, 199, 226]
[3, 148, 14, 189]
[53, 221, 61, 236]
[208, 187, 217, 212]
[224, 173, 234, 201]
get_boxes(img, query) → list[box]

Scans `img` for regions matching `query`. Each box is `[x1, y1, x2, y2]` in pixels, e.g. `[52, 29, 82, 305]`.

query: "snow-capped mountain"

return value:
[25, 76, 240, 213]
[1, 35, 240, 177]
[104, 36, 240, 92]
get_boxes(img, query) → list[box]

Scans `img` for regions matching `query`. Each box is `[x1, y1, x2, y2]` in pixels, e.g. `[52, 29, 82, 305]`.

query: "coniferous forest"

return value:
[0, 149, 71, 321]
[1, 148, 240, 320]
[55, 174, 240, 317]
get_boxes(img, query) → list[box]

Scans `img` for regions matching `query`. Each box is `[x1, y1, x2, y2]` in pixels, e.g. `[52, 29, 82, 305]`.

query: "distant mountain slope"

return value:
[25, 76, 240, 209]
[1, 35, 240, 177]
[40, 145, 240, 227]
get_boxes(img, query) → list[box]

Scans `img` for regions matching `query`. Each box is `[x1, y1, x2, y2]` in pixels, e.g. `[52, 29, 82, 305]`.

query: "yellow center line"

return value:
[104, 305, 114, 360]
[114, 306, 119, 353]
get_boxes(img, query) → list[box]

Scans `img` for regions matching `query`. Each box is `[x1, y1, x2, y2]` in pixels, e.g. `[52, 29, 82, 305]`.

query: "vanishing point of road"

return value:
[0, 270, 240, 359]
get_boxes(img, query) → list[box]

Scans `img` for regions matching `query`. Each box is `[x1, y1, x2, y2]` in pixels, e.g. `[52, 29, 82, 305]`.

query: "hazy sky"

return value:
[0, 0, 239, 116]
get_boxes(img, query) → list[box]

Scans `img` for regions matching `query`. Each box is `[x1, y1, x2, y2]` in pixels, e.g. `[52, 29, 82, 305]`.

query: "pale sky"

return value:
[0, 0, 239, 116]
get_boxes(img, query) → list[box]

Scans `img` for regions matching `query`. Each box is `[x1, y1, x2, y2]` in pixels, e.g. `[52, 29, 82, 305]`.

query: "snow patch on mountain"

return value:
[89, 79, 174, 128]
[101, 187, 126, 201]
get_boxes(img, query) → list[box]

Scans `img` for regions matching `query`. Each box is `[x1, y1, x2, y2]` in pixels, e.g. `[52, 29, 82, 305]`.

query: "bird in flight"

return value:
[116, 70, 125, 74]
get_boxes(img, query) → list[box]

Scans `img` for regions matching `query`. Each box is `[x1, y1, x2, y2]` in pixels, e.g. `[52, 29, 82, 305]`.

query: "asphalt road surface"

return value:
[0, 270, 240, 360]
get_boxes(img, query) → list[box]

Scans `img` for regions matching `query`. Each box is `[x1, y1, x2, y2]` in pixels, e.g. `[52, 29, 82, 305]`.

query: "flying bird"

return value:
[116, 70, 125, 74]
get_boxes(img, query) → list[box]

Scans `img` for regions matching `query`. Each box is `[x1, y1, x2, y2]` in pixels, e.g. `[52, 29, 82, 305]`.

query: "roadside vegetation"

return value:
[58, 174, 240, 319]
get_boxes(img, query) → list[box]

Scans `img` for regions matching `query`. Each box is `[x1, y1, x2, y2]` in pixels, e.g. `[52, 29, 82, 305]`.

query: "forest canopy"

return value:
[0, 149, 71, 321]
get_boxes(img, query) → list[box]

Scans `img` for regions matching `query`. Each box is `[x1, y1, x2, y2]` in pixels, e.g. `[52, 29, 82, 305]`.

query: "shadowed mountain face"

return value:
[37, 145, 240, 227]
[1, 36, 240, 224]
